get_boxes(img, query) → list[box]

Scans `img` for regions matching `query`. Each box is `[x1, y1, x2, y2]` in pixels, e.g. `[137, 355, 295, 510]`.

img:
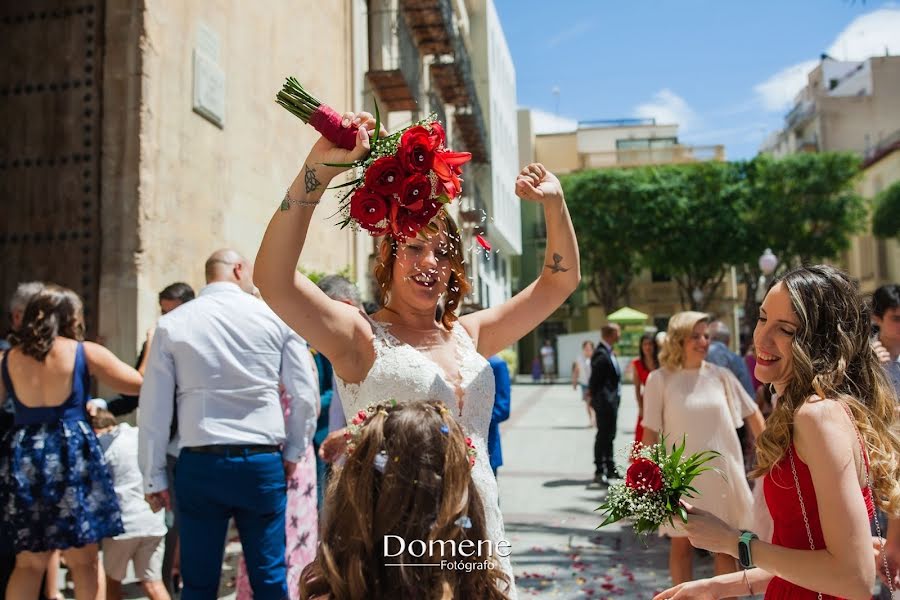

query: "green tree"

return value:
[640, 162, 750, 311]
[739, 152, 866, 324]
[563, 168, 655, 313]
[872, 179, 900, 239]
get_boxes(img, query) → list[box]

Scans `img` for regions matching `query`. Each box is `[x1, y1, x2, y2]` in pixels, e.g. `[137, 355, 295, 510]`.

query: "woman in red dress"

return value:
[630, 332, 658, 450]
[654, 265, 900, 599]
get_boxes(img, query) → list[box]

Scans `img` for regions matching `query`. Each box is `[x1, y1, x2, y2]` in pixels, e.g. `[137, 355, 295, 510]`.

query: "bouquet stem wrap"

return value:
[276, 78, 359, 150]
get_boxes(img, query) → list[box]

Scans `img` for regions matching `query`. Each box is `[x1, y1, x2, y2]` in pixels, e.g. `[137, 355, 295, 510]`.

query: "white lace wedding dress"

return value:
[335, 315, 517, 598]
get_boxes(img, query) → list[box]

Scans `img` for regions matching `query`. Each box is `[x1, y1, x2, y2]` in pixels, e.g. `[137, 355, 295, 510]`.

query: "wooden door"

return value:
[0, 1, 104, 339]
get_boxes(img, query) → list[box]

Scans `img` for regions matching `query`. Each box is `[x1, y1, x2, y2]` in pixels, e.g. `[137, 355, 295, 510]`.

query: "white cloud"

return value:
[754, 7, 900, 112]
[825, 8, 900, 61]
[754, 60, 819, 112]
[632, 89, 697, 131]
[528, 108, 578, 134]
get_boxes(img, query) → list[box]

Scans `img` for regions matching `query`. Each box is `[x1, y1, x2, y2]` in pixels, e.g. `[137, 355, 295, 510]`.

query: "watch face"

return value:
[738, 541, 751, 568]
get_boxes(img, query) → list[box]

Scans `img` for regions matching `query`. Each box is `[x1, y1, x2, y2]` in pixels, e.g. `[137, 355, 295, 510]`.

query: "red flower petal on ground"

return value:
[624, 458, 664, 493]
[364, 156, 405, 196]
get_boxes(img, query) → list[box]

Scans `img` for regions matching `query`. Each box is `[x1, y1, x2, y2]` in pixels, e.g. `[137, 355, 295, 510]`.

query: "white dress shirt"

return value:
[137, 282, 318, 493]
[98, 423, 166, 539]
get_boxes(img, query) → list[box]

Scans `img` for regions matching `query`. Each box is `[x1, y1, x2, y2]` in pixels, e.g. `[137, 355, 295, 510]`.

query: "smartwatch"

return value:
[738, 530, 758, 569]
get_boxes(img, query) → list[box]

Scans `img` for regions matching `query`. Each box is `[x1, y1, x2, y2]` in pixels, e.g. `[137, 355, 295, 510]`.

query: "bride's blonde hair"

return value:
[751, 265, 900, 516]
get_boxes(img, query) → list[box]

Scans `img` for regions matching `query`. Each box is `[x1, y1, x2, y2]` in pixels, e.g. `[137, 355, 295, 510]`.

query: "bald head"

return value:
[205, 249, 255, 293]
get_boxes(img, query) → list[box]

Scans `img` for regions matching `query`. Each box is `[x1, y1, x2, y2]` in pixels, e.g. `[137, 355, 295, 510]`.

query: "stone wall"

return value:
[100, 0, 358, 364]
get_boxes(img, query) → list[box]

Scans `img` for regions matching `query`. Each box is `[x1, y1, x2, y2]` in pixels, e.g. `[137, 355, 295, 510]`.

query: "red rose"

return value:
[392, 200, 441, 240]
[350, 188, 390, 232]
[399, 126, 437, 173]
[624, 458, 664, 493]
[399, 173, 432, 211]
[364, 156, 405, 196]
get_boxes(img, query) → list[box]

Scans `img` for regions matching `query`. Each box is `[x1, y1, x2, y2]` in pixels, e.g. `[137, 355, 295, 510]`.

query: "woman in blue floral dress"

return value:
[0, 286, 143, 599]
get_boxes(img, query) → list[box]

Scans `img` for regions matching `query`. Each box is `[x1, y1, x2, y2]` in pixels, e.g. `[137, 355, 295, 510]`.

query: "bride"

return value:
[255, 110, 580, 596]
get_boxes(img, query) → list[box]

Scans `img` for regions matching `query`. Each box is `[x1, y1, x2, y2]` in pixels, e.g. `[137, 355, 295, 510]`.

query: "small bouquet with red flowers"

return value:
[596, 436, 720, 537]
[276, 77, 471, 240]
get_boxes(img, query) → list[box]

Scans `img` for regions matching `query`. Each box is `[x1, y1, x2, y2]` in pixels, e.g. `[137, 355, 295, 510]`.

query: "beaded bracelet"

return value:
[280, 188, 320, 209]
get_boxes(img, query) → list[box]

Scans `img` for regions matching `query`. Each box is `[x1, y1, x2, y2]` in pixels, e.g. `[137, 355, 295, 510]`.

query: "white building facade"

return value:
[466, 0, 521, 307]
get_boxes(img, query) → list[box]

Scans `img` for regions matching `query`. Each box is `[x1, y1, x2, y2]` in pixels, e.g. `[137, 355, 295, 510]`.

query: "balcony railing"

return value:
[366, 7, 421, 112]
[400, 0, 455, 55]
[581, 145, 726, 168]
[795, 134, 819, 153]
[786, 99, 815, 130]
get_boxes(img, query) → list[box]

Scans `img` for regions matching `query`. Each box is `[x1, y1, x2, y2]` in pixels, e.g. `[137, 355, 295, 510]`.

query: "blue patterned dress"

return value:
[0, 342, 124, 552]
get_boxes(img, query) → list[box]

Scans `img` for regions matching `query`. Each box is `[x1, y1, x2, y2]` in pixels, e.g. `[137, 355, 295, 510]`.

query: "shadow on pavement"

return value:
[542, 478, 596, 488]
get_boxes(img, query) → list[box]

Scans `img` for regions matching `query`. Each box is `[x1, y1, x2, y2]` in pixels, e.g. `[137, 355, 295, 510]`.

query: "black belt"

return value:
[184, 444, 280, 456]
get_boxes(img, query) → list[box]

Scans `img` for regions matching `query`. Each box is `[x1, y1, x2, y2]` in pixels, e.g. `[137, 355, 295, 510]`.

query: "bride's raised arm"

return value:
[461, 163, 580, 357]
[254, 112, 380, 379]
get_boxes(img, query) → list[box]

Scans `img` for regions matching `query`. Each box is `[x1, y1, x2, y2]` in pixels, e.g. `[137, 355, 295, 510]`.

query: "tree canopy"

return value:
[872, 179, 900, 240]
[562, 152, 867, 313]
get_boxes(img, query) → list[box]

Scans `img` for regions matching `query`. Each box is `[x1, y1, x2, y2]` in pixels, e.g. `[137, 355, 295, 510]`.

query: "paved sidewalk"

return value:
[498, 383, 714, 598]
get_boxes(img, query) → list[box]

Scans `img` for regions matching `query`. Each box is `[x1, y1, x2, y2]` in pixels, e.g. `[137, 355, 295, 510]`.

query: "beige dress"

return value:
[642, 361, 757, 536]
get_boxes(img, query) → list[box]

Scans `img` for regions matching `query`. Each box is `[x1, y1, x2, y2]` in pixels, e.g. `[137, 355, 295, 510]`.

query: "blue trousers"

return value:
[175, 449, 287, 600]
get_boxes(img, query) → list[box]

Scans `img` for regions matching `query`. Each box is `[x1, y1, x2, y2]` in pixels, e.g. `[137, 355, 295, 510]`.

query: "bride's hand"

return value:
[515, 163, 563, 205]
[304, 111, 386, 182]
[652, 579, 718, 600]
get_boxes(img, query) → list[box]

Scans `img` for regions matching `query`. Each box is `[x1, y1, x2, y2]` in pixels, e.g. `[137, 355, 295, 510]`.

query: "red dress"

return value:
[631, 358, 652, 446]
[763, 443, 875, 599]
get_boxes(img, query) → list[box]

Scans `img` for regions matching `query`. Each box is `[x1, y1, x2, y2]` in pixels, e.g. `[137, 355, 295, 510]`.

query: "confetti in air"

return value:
[475, 234, 491, 252]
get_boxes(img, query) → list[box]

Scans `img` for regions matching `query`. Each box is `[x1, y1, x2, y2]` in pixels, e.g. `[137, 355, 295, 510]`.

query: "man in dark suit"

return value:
[588, 323, 622, 486]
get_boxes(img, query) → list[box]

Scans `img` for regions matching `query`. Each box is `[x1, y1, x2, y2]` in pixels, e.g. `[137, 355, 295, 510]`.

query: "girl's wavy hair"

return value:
[7, 285, 85, 361]
[300, 401, 510, 600]
[752, 265, 900, 516]
[373, 210, 471, 331]
[658, 311, 709, 370]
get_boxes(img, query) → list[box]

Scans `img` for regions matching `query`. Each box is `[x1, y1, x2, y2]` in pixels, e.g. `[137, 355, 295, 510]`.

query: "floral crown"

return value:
[343, 399, 477, 469]
[277, 78, 472, 241]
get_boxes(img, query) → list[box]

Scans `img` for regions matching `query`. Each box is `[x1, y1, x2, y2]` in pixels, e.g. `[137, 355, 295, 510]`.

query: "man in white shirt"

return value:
[138, 249, 318, 600]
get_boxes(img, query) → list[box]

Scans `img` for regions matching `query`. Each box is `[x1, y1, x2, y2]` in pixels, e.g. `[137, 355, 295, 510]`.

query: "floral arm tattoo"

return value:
[545, 253, 570, 274]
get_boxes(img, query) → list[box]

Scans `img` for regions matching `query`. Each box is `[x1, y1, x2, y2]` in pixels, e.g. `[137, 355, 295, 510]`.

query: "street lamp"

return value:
[691, 287, 704, 307]
[756, 248, 779, 303]
[759, 248, 778, 276]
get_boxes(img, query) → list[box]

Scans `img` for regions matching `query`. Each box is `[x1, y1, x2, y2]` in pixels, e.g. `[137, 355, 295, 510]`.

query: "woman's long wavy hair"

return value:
[7, 285, 85, 361]
[751, 265, 900, 516]
[658, 311, 709, 370]
[373, 210, 471, 331]
[300, 401, 510, 600]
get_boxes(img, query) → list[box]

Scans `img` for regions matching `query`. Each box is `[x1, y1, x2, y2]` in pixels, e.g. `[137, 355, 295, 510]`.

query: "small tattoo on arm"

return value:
[546, 253, 570, 274]
[304, 165, 321, 194]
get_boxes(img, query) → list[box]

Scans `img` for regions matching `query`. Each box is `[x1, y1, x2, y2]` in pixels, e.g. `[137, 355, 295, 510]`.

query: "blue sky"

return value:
[493, 0, 900, 159]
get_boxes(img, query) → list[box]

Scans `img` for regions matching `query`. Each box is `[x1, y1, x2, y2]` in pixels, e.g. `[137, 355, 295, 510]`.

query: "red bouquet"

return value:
[277, 78, 471, 239]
